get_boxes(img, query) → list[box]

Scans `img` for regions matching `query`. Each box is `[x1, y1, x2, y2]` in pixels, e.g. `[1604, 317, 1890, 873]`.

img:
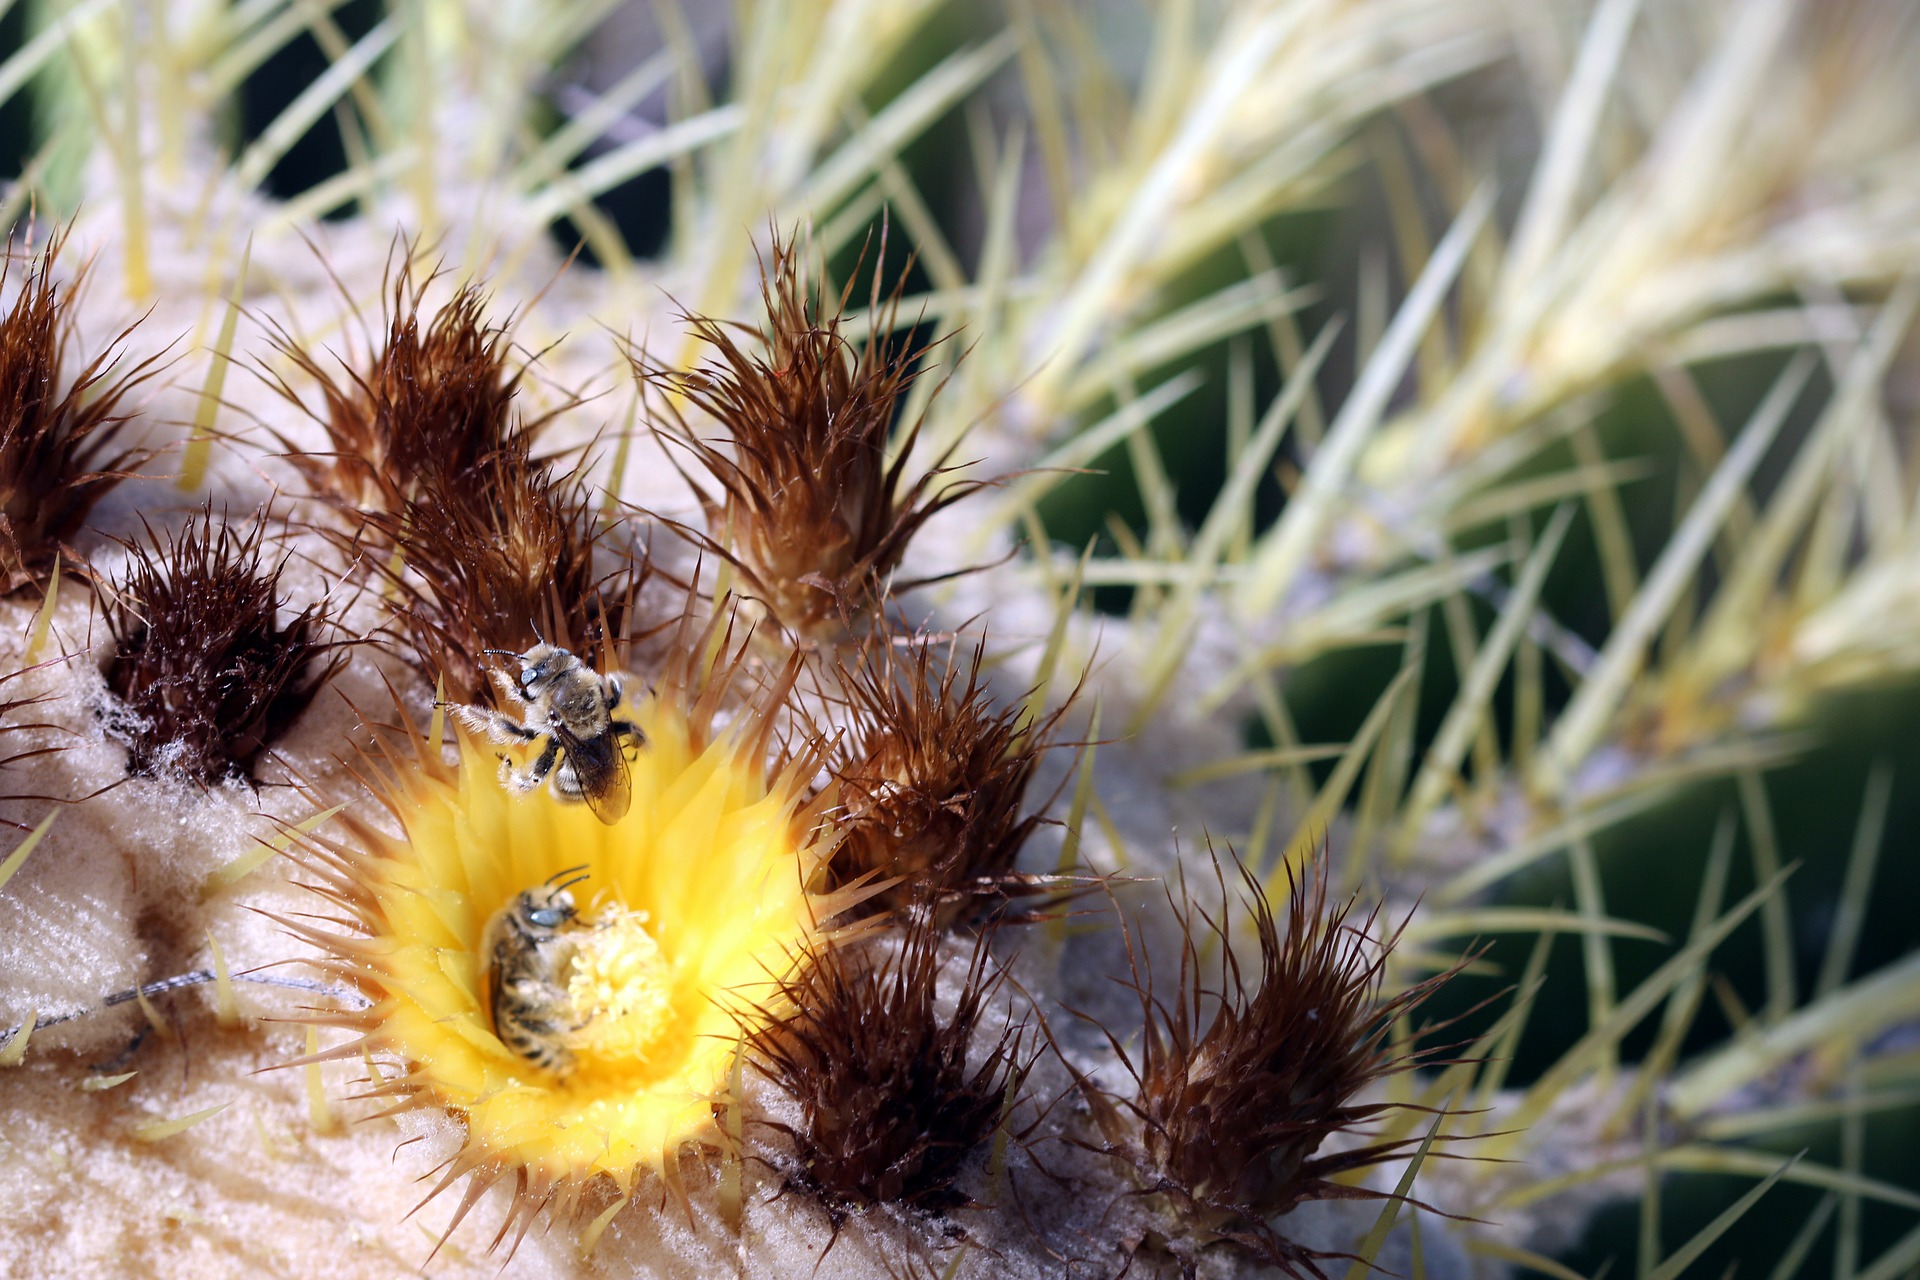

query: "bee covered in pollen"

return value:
[449, 640, 645, 824]
[479, 865, 594, 1077]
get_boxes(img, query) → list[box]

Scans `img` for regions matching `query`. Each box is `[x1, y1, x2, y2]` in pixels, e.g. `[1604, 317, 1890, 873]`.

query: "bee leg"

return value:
[485, 663, 530, 710]
[452, 704, 541, 745]
[611, 718, 645, 745]
[507, 737, 562, 793]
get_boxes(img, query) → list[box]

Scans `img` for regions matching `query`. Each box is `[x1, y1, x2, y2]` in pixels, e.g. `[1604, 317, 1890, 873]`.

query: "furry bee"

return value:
[451, 641, 644, 824]
[480, 865, 593, 1076]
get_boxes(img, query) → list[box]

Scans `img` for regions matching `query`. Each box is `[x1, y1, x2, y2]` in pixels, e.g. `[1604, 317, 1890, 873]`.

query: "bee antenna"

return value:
[482, 647, 520, 658]
[546, 864, 590, 886]
[552, 873, 592, 897]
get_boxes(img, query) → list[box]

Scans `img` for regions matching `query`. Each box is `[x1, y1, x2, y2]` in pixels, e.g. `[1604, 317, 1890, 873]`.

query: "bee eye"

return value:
[528, 907, 569, 928]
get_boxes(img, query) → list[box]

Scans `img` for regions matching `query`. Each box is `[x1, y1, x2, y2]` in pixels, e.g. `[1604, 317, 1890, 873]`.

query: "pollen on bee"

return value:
[565, 908, 674, 1064]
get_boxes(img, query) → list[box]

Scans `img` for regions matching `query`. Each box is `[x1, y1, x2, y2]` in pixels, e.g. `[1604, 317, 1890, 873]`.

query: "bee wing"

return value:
[553, 723, 632, 824]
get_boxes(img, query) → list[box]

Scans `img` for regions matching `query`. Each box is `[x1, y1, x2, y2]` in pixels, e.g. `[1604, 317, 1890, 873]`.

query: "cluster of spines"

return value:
[634, 227, 984, 642]
[704, 646, 1064, 1249]
[830, 636, 1072, 927]
[353, 437, 642, 703]
[0, 229, 159, 594]
[263, 260, 536, 515]
[1073, 857, 1474, 1277]
[0, 227, 345, 786]
[738, 908, 1033, 1224]
[268, 252, 647, 702]
[101, 505, 343, 784]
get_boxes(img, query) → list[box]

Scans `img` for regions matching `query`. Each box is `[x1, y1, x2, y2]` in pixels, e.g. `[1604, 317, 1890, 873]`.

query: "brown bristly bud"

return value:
[634, 226, 985, 640]
[102, 505, 344, 784]
[353, 437, 647, 702]
[0, 227, 161, 594]
[1081, 851, 1475, 1277]
[740, 909, 1032, 1222]
[263, 250, 555, 518]
[832, 636, 1075, 927]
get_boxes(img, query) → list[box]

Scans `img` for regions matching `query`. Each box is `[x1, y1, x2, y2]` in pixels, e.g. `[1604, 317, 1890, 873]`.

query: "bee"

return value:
[450, 640, 644, 824]
[480, 865, 593, 1077]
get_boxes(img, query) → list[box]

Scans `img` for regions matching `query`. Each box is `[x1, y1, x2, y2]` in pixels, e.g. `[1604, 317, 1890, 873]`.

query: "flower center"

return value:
[565, 909, 676, 1065]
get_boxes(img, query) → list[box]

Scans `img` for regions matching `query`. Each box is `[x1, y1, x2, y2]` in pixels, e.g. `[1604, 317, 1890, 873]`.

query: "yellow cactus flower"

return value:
[286, 644, 862, 1246]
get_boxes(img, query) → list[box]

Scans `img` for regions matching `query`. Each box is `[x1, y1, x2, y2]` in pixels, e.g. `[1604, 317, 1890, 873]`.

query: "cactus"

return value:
[1, 2, 1917, 1277]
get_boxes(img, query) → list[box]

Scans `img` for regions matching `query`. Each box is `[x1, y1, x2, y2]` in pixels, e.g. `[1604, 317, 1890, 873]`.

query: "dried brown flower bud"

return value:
[636, 228, 984, 640]
[103, 506, 342, 783]
[741, 911, 1031, 1222]
[832, 637, 1073, 927]
[353, 437, 646, 703]
[265, 254, 551, 518]
[1081, 854, 1473, 1276]
[0, 229, 159, 593]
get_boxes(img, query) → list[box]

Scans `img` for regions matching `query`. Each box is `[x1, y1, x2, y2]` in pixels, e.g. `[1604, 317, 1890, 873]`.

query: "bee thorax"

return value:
[548, 681, 610, 732]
